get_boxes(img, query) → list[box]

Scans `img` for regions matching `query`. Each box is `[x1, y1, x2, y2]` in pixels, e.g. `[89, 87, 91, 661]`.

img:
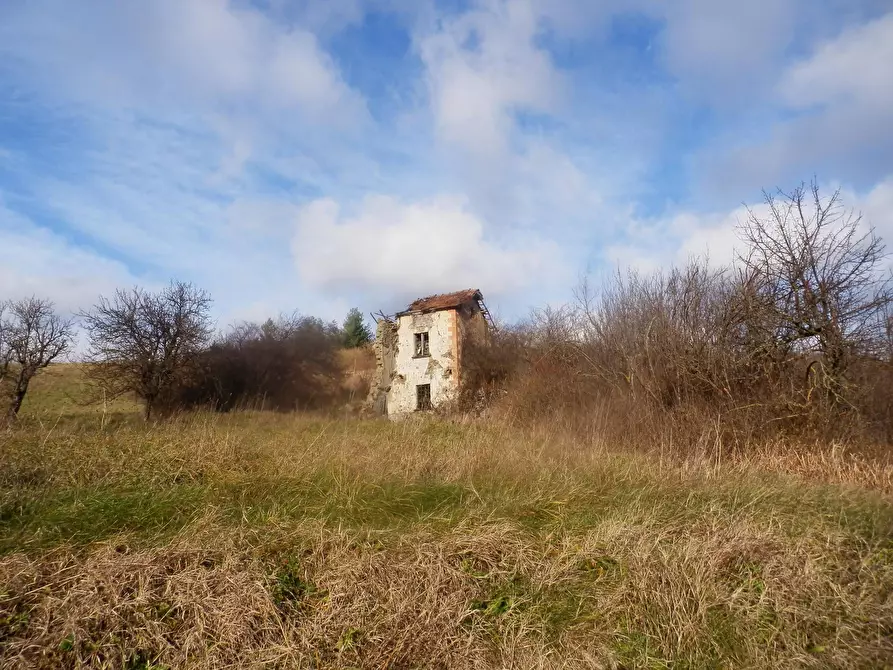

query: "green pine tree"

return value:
[342, 308, 372, 348]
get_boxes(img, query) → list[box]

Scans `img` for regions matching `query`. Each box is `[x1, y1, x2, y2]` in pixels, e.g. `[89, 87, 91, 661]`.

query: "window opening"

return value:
[416, 383, 432, 410]
[414, 331, 430, 357]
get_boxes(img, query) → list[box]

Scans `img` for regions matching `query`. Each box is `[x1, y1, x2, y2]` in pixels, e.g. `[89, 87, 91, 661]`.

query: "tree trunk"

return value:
[6, 383, 28, 420]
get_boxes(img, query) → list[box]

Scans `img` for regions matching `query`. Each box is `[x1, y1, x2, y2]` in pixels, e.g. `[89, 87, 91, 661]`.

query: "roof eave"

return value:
[394, 304, 460, 318]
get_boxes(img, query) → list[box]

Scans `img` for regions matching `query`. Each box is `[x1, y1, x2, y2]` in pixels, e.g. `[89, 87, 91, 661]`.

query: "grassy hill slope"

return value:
[17, 363, 140, 418]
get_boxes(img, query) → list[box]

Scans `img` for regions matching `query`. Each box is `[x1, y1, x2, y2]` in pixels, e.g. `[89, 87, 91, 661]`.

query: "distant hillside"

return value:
[18, 363, 140, 418]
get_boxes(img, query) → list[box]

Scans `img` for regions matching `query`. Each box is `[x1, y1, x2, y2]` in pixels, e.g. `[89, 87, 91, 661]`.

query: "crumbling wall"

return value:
[368, 319, 398, 416]
[455, 301, 488, 385]
[387, 309, 459, 416]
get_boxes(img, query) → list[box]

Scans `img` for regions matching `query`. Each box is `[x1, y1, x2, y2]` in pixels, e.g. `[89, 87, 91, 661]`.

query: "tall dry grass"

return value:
[2, 412, 892, 668]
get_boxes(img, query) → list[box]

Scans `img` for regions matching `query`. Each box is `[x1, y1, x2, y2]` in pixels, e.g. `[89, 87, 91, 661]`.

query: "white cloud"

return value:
[292, 194, 565, 299]
[0, 188, 351, 328]
[0, 203, 141, 314]
[654, 0, 800, 102]
[520, 0, 806, 104]
[602, 207, 746, 274]
[844, 176, 893, 247]
[604, 176, 893, 275]
[531, 0, 626, 38]
[411, 0, 612, 254]
[864, 179, 893, 241]
[0, 0, 367, 124]
[704, 11, 893, 194]
[417, 0, 562, 159]
[780, 12, 893, 111]
[507, 139, 607, 235]
[286, 0, 367, 34]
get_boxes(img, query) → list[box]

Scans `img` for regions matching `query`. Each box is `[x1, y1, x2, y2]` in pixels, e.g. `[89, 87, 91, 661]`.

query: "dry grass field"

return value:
[1, 366, 892, 668]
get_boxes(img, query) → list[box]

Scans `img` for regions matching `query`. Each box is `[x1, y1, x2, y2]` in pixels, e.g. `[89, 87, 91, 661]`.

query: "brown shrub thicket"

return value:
[79, 281, 347, 415]
[462, 183, 893, 452]
[176, 313, 345, 412]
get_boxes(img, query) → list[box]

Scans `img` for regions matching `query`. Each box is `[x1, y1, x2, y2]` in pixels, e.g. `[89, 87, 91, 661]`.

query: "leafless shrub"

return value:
[466, 181, 893, 452]
[80, 281, 213, 420]
[576, 264, 741, 406]
[460, 309, 597, 426]
[178, 313, 344, 412]
[458, 326, 529, 411]
[0, 297, 74, 420]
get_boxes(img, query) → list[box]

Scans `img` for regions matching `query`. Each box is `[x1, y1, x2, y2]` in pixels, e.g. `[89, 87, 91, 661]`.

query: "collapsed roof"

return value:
[397, 288, 482, 315]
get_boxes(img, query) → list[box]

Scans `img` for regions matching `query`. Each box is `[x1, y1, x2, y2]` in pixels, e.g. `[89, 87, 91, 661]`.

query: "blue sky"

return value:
[1, 0, 892, 326]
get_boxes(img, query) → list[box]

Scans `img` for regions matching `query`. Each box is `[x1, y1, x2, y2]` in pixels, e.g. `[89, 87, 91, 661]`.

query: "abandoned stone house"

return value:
[369, 289, 493, 417]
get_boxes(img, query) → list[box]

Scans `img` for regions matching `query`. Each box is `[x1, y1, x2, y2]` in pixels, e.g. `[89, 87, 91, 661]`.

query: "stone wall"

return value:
[368, 318, 398, 415]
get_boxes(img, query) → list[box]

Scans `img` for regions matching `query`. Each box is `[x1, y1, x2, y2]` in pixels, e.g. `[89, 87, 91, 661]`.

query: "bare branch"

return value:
[736, 178, 892, 403]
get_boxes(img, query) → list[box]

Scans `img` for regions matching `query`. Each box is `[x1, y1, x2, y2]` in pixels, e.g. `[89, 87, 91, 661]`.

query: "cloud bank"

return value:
[0, 0, 889, 322]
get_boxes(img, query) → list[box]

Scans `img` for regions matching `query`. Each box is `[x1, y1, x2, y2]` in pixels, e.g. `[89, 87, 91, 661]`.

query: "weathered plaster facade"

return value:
[368, 289, 490, 418]
[387, 309, 457, 414]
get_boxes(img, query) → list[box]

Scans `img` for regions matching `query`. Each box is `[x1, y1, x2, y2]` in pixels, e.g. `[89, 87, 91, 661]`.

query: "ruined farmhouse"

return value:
[369, 289, 493, 417]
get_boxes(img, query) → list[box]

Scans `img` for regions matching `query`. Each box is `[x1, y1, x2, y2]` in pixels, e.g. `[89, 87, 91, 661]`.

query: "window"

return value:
[414, 331, 430, 357]
[416, 383, 432, 410]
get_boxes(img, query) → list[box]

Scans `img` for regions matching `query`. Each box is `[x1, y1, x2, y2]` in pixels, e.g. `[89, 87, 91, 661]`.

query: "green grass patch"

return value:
[0, 486, 207, 551]
[3, 469, 891, 555]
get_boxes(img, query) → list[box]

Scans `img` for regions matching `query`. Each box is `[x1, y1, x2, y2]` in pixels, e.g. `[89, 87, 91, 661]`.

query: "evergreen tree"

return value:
[342, 307, 371, 348]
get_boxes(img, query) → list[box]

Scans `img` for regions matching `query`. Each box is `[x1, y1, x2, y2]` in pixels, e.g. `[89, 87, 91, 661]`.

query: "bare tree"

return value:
[0, 301, 12, 387]
[80, 281, 213, 420]
[1, 297, 75, 419]
[737, 180, 893, 403]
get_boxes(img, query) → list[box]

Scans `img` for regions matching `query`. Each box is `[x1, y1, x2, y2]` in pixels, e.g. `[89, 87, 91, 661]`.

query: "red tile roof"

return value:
[400, 288, 482, 314]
